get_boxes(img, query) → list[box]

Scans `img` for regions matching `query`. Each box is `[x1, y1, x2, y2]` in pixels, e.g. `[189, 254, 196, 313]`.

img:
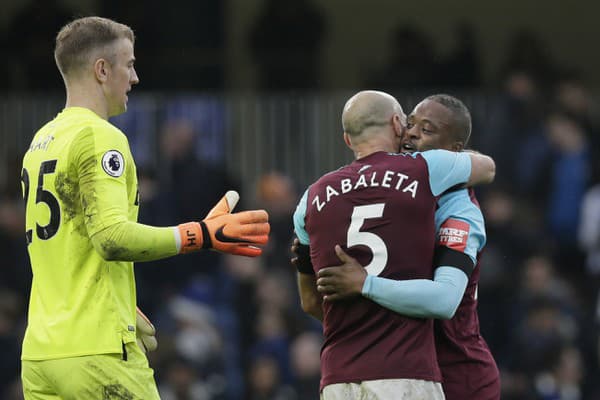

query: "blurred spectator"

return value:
[543, 113, 590, 251]
[0, 289, 23, 398]
[534, 346, 584, 400]
[506, 109, 591, 283]
[476, 188, 546, 371]
[439, 22, 482, 88]
[100, 0, 163, 90]
[366, 24, 438, 90]
[289, 332, 321, 399]
[160, 118, 239, 221]
[245, 354, 296, 400]
[578, 160, 600, 377]
[553, 73, 600, 165]
[153, 280, 237, 399]
[150, 118, 240, 287]
[579, 168, 600, 278]
[483, 70, 546, 187]
[519, 255, 577, 307]
[159, 356, 224, 400]
[249, 0, 327, 90]
[498, 29, 558, 89]
[102, 0, 225, 90]
[135, 166, 172, 314]
[255, 172, 297, 269]
[3, 0, 74, 90]
[249, 304, 292, 386]
[511, 297, 577, 379]
[499, 252, 583, 399]
[0, 196, 31, 298]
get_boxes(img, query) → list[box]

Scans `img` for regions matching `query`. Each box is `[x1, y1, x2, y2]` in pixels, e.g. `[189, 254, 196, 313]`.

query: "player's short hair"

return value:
[55, 16, 134, 79]
[425, 94, 472, 146]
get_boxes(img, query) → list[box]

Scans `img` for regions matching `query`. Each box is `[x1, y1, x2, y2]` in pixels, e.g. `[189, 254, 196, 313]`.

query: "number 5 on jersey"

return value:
[21, 159, 61, 244]
[347, 204, 387, 276]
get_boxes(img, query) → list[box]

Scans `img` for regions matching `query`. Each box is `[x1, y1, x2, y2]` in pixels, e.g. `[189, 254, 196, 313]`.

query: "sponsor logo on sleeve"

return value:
[101, 150, 125, 177]
[437, 218, 469, 252]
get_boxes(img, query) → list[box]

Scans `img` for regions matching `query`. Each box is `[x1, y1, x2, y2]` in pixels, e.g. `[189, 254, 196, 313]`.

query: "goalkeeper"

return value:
[20, 17, 269, 400]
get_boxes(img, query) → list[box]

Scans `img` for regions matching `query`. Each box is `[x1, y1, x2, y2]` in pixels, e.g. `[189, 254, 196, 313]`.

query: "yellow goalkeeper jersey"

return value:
[21, 107, 140, 360]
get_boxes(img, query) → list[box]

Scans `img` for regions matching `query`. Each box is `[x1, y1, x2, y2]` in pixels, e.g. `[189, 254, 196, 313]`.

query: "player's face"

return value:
[104, 38, 139, 117]
[401, 99, 457, 153]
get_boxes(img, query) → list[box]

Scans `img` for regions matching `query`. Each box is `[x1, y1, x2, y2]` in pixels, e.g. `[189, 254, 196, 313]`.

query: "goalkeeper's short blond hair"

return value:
[54, 16, 134, 80]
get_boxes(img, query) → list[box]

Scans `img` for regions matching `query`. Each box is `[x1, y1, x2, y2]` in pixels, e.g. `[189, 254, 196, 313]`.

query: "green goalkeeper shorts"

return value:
[21, 341, 160, 400]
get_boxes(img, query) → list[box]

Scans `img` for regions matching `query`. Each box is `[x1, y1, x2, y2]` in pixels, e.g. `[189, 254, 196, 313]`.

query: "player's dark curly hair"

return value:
[425, 94, 472, 146]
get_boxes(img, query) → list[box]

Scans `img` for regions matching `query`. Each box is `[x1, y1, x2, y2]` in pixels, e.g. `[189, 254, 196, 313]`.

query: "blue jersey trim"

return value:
[293, 189, 310, 245]
[415, 150, 471, 196]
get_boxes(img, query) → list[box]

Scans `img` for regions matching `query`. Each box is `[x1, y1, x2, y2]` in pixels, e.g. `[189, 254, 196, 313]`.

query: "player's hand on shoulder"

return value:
[317, 245, 367, 302]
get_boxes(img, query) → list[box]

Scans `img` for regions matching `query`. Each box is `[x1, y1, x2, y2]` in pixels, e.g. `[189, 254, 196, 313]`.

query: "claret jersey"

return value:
[434, 188, 500, 399]
[21, 107, 139, 359]
[294, 149, 472, 388]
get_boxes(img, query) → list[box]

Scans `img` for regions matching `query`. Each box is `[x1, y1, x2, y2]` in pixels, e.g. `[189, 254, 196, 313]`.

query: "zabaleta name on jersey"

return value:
[312, 168, 420, 212]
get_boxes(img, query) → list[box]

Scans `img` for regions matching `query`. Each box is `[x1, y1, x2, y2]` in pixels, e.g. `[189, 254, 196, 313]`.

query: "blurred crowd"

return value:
[1, 0, 600, 399]
[1, 74, 599, 399]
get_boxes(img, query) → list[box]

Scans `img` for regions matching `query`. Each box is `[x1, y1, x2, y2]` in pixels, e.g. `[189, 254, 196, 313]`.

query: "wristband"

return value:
[177, 222, 203, 254]
[295, 243, 315, 275]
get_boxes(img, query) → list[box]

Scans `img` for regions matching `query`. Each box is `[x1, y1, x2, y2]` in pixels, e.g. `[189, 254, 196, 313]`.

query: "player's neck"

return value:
[64, 83, 109, 120]
[353, 141, 397, 160]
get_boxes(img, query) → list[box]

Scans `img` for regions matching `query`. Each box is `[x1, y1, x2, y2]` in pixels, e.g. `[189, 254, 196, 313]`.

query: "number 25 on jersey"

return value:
[21, 159, 61, 244]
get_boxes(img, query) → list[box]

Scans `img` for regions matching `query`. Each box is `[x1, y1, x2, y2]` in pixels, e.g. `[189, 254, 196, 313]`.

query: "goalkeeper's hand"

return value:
[177, 190, 270, 257]
[136, 307, 157, 353]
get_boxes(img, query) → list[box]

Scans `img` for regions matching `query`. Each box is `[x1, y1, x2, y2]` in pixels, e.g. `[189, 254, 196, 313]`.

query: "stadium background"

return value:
[1, 0, 600, 399]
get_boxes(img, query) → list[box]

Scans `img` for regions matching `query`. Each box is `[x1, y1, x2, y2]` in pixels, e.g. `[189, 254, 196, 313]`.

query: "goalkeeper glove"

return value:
[177, 190, 270, 257]
[136, 306, 157, 353]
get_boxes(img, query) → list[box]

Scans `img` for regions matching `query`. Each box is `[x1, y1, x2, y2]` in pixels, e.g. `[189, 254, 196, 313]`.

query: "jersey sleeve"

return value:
[293, 189, 310, 245]
[434, 189, 485, 265]
[362, 266, 468, 319]
[72, 126, 132, 236]
[90, 221, 178, 261]
[72, 126, 178, 261]
[418, 150, 471, 196]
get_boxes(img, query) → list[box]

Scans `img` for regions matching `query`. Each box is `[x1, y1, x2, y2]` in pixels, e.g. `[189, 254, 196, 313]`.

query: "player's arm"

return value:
[298, 271, 323, 321]
[75, 128, 269, 261]
[292, 190, 323, 321]
[464, 149, 495, 186]
[319, 193, 484, 319]
[318, 249, 468, 319]
[89, 191, 268, 261]
[292, 238, 323, 321]
[419, 149, 495, 195]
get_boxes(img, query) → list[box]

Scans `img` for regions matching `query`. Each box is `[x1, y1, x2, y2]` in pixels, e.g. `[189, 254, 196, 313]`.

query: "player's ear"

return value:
[391, 113, 405, 138]
[94, 58, 109, 83]
[452, 141, 464, 152]
[343, 132, 352, 149]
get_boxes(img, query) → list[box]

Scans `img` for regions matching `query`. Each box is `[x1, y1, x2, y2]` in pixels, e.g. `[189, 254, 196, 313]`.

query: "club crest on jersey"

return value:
[101, 150, 125, 177]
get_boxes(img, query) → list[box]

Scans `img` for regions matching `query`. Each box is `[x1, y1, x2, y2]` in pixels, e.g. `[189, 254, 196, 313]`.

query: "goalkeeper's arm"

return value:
[90, 191, 270, 261]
